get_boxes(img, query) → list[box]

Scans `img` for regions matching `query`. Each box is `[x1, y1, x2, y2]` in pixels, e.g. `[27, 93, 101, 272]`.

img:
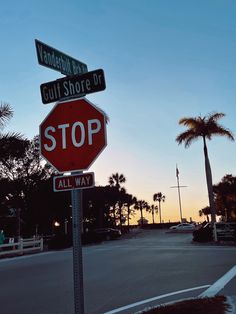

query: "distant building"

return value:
[137, 217, 149, 225]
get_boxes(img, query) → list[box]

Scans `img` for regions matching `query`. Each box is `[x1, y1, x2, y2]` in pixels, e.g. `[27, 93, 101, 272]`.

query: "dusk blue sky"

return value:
[1, 1, 236, 222]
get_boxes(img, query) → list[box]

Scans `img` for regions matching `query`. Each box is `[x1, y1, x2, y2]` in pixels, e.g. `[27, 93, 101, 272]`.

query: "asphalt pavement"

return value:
[125, 228, 236, 314]
[0, 228, 235, 314]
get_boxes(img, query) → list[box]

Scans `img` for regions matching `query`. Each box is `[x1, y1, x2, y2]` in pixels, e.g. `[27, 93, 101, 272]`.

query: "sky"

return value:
[1, 0, 236, 224]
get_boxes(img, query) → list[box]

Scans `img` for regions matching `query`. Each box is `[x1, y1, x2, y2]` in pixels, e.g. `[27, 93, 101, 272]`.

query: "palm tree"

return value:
[153, 192, 165, 223]
[0, 103, 23, 140]
[116, 187, 127, 227]
[108, 172, 126, 189]
[0, 103, 25, 160]
[148, 204, 158, 224]
[0, 103, 13, 127]
[108, 173, 126, 226]
[213, 174, 236, 222]
[199, 206, 211, 222]
[176, 112, 234, 223]
[134, 200, 149, 226]
[0, 102, 26, 238]
[124, 193, 137, 227]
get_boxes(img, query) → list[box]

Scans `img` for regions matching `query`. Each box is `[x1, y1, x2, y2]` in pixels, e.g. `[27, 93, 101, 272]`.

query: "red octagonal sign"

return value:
[40, 98, 107, 172]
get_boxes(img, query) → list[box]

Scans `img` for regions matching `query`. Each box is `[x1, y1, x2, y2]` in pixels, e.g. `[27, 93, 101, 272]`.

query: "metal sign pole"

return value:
[71, 183, 84, 314]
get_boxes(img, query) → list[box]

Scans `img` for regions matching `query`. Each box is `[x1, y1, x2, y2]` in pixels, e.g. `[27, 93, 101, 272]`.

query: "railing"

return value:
[213, 222, 236, 242]
[0, 237, 43, 257]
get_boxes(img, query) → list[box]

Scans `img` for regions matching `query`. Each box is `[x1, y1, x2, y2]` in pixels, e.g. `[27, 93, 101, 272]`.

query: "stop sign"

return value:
[40, 98, 107, 172]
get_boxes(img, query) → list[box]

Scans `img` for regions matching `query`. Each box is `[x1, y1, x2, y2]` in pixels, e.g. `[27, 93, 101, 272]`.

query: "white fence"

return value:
[213, 222, 236, 242]
[0, 237, 43, 257]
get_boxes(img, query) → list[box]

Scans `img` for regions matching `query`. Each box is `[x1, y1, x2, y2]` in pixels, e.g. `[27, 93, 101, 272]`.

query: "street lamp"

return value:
[54, 221, 60, 227]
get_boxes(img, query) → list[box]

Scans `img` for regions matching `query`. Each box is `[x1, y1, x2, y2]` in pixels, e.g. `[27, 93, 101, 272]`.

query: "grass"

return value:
[139, 296, 231, 314]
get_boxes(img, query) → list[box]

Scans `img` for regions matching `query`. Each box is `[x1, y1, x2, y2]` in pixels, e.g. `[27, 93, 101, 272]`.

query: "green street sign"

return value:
[40, 69, 106, 104]
[35, 39, 88, 76]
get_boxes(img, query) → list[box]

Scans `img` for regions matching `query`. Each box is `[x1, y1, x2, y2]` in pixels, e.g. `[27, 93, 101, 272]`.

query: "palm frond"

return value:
[177, 112, 234, 147]
[209, 125, 234, 141]
[207, 112, 225, 122]
[176, 130, 199, 147]
[178, 117, 199, 127]
[153, 192, 165, 202]
[108, 172, 126, 189]
[0, 103, 13, 129]
[0, 132, 25, 141]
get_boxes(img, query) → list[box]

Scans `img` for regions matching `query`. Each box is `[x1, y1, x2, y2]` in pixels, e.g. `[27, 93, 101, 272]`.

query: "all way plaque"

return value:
[53, 172, 95, 192]
[40, 69, 106, 104]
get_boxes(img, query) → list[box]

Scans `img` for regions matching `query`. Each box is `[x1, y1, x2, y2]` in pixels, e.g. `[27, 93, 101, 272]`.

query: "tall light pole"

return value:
[170, 165, 187, 222]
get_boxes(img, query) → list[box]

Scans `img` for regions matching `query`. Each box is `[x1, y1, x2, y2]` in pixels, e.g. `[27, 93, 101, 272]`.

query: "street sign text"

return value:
[53, 172, 94, 192]
[40, 69, 106, 104]
[35, 39, 88, 76]
[44, 119, 102, 151]
[40, 98, 107, 172]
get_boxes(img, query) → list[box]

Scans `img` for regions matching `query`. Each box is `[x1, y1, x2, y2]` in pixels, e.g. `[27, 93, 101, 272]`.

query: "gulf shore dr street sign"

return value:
[53, 172, 95, 192]
[40, 69, 106, 104]
[35, 39, 88, 75]
[40, 98, 107, 172]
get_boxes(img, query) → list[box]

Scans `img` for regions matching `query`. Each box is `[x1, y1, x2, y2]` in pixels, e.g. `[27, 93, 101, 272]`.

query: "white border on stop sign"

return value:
[39, 97, 108, 173]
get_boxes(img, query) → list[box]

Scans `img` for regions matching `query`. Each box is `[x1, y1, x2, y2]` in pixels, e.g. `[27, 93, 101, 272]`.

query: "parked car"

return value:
[48, 234, 72, 249]
[82, 231, 104, 244]
[169, 223, 196, 231]
[192, 223, 213, 242]
[93, 228, 121, 241]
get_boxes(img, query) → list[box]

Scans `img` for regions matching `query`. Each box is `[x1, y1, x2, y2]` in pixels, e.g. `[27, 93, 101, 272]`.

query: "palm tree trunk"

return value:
[112, 204, 116, 226]
[203, 137, 216, 223]
[119, 204, 122, 227]
[140, 208, 143, 226]
[127, 206, 130, 227]
[159, 201, 162, 224]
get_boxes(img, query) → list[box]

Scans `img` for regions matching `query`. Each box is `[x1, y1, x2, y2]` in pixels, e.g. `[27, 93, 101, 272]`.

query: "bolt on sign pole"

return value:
[71, 182, 84, 314]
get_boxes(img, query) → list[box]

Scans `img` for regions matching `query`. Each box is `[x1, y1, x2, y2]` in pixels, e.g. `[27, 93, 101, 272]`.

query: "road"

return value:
[0, 229, 236, 314]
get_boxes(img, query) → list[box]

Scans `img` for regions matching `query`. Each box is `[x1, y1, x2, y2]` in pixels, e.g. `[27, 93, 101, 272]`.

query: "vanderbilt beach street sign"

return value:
[35, 39, 88, 75]
[40, 69, 106, 104]
[53, 172, 95, 192]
